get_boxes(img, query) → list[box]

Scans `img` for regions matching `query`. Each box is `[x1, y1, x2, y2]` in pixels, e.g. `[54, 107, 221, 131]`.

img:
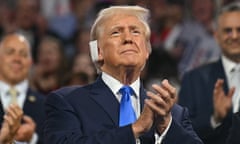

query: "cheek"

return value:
[100, 40, 119, 57]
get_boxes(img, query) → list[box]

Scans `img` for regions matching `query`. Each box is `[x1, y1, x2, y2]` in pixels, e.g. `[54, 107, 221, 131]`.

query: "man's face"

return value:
[0, 35, 32, 85]
[98, 14, 149, 74]
[215, 11, 240, 61]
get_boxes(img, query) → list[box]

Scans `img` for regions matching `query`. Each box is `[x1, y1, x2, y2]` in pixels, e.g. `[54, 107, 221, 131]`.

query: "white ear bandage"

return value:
[89, 40, 99, 62]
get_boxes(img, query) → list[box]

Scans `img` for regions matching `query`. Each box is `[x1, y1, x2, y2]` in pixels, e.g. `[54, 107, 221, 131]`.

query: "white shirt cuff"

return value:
[210, 115, 221, 129]
[154, 115, 172, 144]
[14, 132, 38, 144]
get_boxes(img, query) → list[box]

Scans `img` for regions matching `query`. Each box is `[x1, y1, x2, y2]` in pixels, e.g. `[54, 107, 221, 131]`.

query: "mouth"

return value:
[121, 48, 138, 54]
[11, 64, 23, 71]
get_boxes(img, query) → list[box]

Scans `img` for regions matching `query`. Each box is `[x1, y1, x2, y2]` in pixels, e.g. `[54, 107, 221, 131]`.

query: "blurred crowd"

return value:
[0, 0, 235, 94]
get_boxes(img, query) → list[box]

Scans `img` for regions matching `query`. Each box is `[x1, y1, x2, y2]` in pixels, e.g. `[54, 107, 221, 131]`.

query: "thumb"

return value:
[22, 115, 36, 126]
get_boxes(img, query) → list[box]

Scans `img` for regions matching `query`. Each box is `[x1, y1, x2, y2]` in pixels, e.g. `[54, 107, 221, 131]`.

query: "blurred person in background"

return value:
[178, 2, 240, 144]
[172, 0, 220, 79]
[30, 35, 68, 95]
[71, 53, 97, 83]
[14, 0, 41, 62]
[0, 33, 45, 144]
[63, 72, 89, 86]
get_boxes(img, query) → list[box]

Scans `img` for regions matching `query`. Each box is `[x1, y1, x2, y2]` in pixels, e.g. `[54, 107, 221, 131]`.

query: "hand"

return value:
[0, 104, 23, 144]
[14, 115, 36, 142]
[145, 79, 177, 134]
[132, 105, 154, 138]
[213, 79, 234, 123]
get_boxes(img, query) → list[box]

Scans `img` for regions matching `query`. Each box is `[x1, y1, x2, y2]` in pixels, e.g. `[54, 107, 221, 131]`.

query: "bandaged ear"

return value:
[89, 40, 99, 62]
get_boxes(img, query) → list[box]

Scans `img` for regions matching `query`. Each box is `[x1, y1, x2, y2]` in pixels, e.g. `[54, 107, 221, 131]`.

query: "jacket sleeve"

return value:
[163, 105, 203, 144]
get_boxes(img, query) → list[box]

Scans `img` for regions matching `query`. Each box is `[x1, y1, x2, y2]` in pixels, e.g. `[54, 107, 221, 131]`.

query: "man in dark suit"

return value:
[0, 33, 45, 144]
[44, 5, 203, 144]
[178, 2, 240, 144]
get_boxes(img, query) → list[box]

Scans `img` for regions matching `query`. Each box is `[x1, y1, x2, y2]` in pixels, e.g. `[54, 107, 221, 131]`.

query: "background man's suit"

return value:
[0, 88, 46, 144]
[178, 59, 233, 144]
[226, 112, 240, 144]
[44, 76, 202, 144]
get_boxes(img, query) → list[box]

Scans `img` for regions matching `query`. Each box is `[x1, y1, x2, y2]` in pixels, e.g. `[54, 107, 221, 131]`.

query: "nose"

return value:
[123, 30, 133, 44]
[12, 53, 23, 62]
[231, 29, 239, 39]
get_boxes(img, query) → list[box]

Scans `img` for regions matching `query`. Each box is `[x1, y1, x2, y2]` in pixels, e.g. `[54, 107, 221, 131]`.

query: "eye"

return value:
[223, 28, 232, 35]
[132, 30, 141, 35]
[5, 48, 14, 55]
[237, 27, 240, 33]
[20, 50, 29, 58]
[111, 31, 120, 36]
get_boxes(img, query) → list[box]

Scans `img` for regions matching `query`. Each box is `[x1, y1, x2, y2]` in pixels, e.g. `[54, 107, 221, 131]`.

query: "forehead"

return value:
[1, 35, 29, 50]
[103, 14, 145, 30]
[218, 11, 240, 27]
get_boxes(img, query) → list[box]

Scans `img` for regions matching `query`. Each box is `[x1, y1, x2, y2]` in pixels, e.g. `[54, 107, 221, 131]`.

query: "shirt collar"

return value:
[222, 55, 239, 75]
[101, 72, 140, 97]
[0, 80, 29, 95]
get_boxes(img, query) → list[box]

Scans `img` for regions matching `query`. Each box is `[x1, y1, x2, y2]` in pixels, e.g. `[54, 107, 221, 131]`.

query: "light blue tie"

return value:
[119, 85, 137, 126]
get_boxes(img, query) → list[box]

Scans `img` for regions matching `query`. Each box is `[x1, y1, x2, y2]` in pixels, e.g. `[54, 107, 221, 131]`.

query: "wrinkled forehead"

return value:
[98, 14, 146, 36]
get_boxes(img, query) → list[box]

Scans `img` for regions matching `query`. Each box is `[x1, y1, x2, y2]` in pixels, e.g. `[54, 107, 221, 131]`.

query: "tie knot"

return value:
[7, 87, 19, 105]
[233, 65, 240, 72]
[119, 86, 134, 97]
[7, 88, 19, 97]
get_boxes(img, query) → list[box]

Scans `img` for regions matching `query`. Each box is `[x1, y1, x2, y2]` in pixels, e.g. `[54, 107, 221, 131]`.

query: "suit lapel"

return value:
[23, 89, 38, 116]
[89, 77, 148, 126]
[89, 77, 120, 126]
[210, 59, 229, 93]
[140, 84, 147, 111]
[0, 101, 4, 125]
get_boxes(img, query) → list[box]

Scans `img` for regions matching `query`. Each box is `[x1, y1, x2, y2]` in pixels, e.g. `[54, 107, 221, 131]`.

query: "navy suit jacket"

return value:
[0, 88, 46, 144]
[44, 76, 202, 144]
[226, 112, 240, 144]
[178, 59, 233, 144]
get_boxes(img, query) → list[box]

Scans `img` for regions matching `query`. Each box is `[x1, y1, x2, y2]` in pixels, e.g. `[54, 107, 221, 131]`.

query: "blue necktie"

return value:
[119, 85, 137, 126]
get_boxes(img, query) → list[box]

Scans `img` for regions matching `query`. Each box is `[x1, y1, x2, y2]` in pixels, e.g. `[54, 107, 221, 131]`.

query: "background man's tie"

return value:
[119, 85, 136, 126]
[8, 87, 19, 105]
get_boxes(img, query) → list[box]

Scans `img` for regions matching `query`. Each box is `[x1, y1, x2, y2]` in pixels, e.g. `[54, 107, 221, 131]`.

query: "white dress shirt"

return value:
[0, 80, 38, 144]
[0, 80, 28, 110]
[101, 72, 172, 144]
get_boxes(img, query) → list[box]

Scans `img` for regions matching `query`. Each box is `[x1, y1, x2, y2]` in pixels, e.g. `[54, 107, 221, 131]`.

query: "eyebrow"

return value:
[110, 25, 142, 31]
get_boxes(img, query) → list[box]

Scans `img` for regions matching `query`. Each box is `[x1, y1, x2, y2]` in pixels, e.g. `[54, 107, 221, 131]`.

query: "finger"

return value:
[214, 79, 224, 92]
[146, 91, 167, 108]
[22, 115, 36, 127]
[6, 104, 23, 122]
[213, 79, 224, 98]
[10, 104, 23, 116]
[144, 99, 168, 116]
[161, 79, 176, 99]
[151, 84, 172, 105]
[4, 115, 14, 126]
[5, 107, 18, 121]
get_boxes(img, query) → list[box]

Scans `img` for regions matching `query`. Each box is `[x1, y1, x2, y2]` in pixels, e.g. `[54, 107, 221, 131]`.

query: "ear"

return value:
[98, 46, 104, 61]
[89, 40, 99, 62]
[213, 30, 220, 44]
